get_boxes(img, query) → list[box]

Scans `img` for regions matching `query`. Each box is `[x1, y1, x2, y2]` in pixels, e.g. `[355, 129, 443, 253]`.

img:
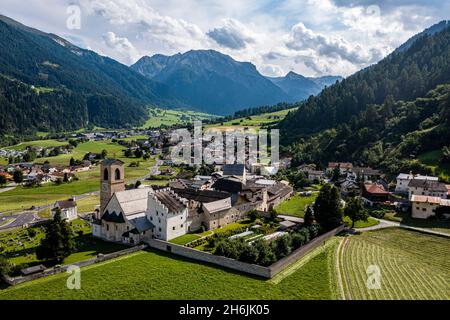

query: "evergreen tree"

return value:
[36, 208, 76, 263]
[13, 170, 23, 184]
[0, 175, 6, 186]
[303, 206, 315, 227]
[313, 184, 343, 231]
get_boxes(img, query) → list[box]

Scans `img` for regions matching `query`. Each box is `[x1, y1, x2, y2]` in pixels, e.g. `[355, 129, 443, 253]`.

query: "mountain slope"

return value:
[279, 23, 450, 177]
[0, 15, 181, 135]
[279, 23, 450, 143]
[132, 50, 292, 115]
[267, 72, 342, 102]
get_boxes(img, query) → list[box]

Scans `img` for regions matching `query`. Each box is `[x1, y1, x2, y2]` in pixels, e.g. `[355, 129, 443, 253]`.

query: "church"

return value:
[92, 159, 248, 244]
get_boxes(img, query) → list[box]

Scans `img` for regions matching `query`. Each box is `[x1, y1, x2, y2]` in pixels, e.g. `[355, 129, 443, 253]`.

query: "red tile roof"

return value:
[363, 183, 389, 195]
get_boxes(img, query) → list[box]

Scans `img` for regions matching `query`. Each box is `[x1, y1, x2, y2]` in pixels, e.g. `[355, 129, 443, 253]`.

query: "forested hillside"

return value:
[279, 25, 450, 142]
[0, 15, 179, 137]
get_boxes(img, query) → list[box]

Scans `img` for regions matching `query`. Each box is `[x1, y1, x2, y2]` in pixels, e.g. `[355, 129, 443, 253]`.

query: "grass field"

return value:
[0, 220, 126, 270]
[343, 216, 380, 229]
[0, 240, 338, 300]
[0, 140, 155, 212]
[76, 196, 100, 213]
[3, 139, 68, 151]
[206, 108, 298, 131]
[274, 193, 318, 217]
[418, 149, 450, 182]
[338, 228, 450, 300]
[141, 108, 217, 129]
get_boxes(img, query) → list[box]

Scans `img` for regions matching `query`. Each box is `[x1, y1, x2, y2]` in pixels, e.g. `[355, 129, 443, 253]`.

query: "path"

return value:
[354, 218, 450, 238]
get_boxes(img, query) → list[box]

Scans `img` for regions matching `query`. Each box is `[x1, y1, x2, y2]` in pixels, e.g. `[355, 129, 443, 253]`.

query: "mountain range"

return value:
[132, 50, 340, 114]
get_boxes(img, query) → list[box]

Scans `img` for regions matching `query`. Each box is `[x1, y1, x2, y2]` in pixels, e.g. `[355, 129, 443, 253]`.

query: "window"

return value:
[181, 224, 183, 228]
[173, 227, 176, 231]
[159, 227, 162, 232]
[150, 216, 153, 221]
[423, 208, 426, 211]
[115, 168, 121, 180]
[106, 224, 109, 231]
[103, 168, 109, 181]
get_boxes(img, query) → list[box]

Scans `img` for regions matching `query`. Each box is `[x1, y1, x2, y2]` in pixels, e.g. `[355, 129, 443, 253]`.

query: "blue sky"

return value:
[0, 0, 448, 77]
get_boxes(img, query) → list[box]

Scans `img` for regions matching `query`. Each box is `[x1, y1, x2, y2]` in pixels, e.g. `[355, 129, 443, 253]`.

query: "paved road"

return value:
[0, 212, 37, 231]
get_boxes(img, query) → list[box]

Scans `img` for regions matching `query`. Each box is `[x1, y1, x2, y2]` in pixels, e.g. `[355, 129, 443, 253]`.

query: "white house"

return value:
[146, 188, 188, 241]
[408, 179, 448, 200]
[411, 195, 450, 219]
[53, 199, 78, 221]
[395, 173, 438, 193]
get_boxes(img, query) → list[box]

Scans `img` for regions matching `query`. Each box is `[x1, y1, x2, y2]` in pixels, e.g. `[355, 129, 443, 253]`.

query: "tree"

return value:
[254, 240, 276, 267]
[303, 206, 315, 227]
[0, 256, 13, 278]
[101, 149, 108, 159]
[331, 166, 341, 182]
[344, 197, 369, 228]
[36, 208, 76, 263]
[13, 170, 23, 184]
[0, 175, 6, 187]
[135, 180, 142, 189]
[272, 235, 292, 260]
[313, 184, 343, 231]
[239, 244, 259, 264]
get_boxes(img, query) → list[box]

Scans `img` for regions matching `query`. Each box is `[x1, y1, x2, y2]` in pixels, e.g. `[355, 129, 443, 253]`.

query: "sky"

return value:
[0, 0, 448, 77]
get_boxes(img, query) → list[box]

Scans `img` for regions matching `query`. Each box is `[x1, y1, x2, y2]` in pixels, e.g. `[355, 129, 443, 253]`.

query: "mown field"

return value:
[338, 228, 450, 300]
[274, 193, 317, 217]
[0, 239, 339, 300]
[141, 108, 217, 129]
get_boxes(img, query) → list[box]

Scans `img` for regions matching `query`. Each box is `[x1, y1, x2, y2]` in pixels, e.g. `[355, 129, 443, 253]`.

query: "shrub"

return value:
[272, 235, 292, 260]
[308, 224, 320, 238]
[254, 240, 276, 267]
[239, 244, 259, 264]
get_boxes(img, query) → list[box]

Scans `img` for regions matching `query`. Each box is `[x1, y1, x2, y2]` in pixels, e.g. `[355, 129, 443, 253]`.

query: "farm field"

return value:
[338, 228, 450, 300]
[274, 193, 318, 217]
[0, 239, 338, 300]
[141, 108, 217, 129]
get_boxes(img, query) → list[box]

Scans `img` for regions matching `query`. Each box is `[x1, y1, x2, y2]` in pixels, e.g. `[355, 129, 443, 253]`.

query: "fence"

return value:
[147, 225, 346, 279]
[3, 244, 147, 286]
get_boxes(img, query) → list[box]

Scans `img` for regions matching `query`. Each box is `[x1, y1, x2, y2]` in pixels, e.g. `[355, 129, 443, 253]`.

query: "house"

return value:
[362, 183, 389, 203]
[52, 199, 78, 221]
[147, 188, 188, 241]
[408, 180, 447, 200]
[395, 173, 438, 193]
[352, 167, 383, 182]
[222, 164, 246, 182]
[328, 162, 353, 174]
[305, 170, 324, 182]
[411, 195, 450, 219]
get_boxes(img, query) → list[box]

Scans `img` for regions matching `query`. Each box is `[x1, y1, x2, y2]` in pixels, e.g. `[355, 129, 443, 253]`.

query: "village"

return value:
[0, 128, 449, 299]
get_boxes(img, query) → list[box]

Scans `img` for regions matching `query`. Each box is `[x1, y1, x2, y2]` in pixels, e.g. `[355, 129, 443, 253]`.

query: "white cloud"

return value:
[207, 19, 256, 50]
[0, 0, 447, 77]
[102, 32, 139, 64]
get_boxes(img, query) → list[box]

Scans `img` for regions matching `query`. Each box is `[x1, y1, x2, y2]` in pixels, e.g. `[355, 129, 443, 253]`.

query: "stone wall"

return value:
[147, 239, 272, 278]
[148, 225, 345, 279]
[268, 225, 346, 277]
[4, 244, 147, 286]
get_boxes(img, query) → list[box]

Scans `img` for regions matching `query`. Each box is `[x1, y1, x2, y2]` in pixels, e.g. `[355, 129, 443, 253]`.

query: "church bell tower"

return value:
[100, 159, 125, 214]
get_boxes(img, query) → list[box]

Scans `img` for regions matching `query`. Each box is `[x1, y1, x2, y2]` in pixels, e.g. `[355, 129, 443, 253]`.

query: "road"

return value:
[0, 212, 37, 231]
